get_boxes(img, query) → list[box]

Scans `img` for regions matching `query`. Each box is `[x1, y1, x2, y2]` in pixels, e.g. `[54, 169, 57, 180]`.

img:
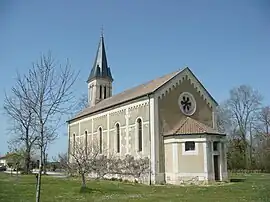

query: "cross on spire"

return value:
[101, 25, 104, 38]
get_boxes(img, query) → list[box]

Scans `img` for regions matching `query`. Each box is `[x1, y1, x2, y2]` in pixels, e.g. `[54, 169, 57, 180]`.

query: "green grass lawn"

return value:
[0, 173, 270, 202]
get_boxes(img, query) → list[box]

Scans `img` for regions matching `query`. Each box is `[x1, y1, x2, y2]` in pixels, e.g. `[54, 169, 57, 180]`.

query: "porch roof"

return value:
[164, 117, 225, 136]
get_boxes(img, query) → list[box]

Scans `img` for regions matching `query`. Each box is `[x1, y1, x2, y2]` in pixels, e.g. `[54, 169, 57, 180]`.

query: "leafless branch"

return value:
[225, 85, 262, 168]
[3, 72, 38, 174]
[5, 52, 78, 202]
[75, 93, 89, 112]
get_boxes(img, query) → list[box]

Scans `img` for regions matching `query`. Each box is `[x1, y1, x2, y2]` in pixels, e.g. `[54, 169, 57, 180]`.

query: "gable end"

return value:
[154, 67, 218, 109]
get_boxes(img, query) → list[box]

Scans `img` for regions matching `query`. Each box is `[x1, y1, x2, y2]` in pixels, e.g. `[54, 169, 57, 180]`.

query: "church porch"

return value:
[163, 117, 227, 185]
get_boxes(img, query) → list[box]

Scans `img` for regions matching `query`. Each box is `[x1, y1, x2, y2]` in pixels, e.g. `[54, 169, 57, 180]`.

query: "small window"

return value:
[185, 141, 195, 151]
[99, 128, 102, 154]
[213, 141, 219, 151]
[116, 123, 120, 153]
[137, 118, 142, 152]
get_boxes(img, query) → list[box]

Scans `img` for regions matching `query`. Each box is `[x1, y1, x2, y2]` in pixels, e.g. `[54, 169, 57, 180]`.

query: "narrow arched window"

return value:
[99, 85, 102, 99]
[116, 123, 120, 153]
[104, 86, 106, 99]
[72, 133, 76, 154]
[137, 118, 142, 152]
[84, 131, 88, 155]
[99, 127, 102, 154]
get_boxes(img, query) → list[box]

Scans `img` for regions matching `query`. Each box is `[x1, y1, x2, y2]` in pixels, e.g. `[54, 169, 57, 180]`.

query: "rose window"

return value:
[178, 92, 196, 116]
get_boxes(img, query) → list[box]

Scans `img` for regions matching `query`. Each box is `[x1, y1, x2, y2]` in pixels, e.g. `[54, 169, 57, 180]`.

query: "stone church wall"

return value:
[69, 123, 79, 137]
[80, 119, 92, 135]
[109, 109, 126, 128]
[93, 114, 107, 131]
[158, 78, 213, 135]
[68, 98, 151, 159]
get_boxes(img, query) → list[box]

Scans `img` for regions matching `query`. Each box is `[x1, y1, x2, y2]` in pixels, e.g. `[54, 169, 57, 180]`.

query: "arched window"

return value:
[72, 133, 76, 154]
[99, 127, 102, 154]
[84, 131, 88, 154]
[99, 85, 102, 99]
[104, 86, 106, 99]
[137, 118, 142, 152]
[116, 123, 120, 153]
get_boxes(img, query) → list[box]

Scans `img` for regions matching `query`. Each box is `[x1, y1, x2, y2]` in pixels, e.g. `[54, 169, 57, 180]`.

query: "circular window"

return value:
[178, 92, 196, 116]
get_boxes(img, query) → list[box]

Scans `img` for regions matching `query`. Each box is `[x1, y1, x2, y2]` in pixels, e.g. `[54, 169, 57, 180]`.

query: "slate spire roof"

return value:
[87, 33, 113, 83]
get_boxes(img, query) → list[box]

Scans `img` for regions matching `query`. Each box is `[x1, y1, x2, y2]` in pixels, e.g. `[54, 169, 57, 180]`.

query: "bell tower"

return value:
[87, 32, 113, 107]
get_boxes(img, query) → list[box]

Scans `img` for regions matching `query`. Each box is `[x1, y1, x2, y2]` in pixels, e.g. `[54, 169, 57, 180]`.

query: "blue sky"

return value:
[0, 0, 269, 158]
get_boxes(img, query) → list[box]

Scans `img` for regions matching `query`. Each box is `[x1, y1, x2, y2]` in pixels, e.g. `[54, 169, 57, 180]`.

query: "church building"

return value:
[67, 34, 228, 185]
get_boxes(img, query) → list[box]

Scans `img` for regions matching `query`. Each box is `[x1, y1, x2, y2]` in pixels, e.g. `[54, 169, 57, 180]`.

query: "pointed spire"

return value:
[87, 30, 113, 83]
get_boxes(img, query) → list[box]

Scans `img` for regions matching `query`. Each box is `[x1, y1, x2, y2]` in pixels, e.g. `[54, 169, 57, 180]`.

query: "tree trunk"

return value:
[42, 151, 47, 175]
[35, 149, 43, 202]
[24, 150, 31, 174]
[245, 143, 249, 169]
[81, 173, 86, 188]
[249, 124, 253, 169]
[16, 164, 19, 181]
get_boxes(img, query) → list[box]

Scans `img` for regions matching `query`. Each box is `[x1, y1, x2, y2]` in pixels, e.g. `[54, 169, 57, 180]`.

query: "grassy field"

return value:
[0, 173, 270, 202]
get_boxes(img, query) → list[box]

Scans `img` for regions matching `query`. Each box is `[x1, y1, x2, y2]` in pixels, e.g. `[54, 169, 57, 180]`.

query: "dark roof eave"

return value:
[164, 132, 226, 138]
[87, 76, 114, 83]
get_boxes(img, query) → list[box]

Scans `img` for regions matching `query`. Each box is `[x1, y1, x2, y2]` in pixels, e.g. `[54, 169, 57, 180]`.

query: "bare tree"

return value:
[11, 53, 78, 202]
[3, 75, 38, 174]
[58, 136, 150, 187]
[258, 106, 270, 135]
[250, 106, 270, 171]
[224, 85, 262, 168]
[39, 126, 58, 174]
[119, 154, 150, 182]
[58, 140, 104, 188]
[76, 93, 89, 112]
[216, 103, 236, 134]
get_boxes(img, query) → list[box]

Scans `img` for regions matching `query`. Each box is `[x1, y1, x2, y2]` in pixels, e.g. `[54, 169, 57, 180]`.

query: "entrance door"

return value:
[213, 155, 220, 181]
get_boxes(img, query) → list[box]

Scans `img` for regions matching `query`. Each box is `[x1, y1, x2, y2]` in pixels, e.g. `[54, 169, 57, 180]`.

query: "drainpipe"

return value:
[147, 94, 152, 185]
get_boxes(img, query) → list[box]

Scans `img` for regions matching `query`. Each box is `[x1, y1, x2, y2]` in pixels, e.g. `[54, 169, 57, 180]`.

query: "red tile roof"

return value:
[164, 117, 225, 136]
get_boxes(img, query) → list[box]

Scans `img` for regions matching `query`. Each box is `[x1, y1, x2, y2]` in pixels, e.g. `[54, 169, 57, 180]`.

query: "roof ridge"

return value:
[87, 69, 182, 108]
[189, 117, 209, 132]
[177, 117, 190, 131]
[164, 116, 224, 136]
[70, 68, 184, 121]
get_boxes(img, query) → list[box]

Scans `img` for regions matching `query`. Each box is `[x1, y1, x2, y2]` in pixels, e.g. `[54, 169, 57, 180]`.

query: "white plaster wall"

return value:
[164, 135, 228, 185]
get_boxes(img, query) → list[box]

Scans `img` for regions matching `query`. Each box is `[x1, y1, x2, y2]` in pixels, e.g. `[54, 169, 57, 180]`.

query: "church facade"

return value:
[67, 34, 228, 185]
